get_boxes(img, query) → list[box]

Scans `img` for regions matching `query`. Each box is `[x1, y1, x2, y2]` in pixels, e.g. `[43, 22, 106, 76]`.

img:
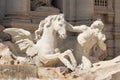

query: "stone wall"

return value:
[6, 0, 30, 16]
[53, 0, 63, 12]
[0, 0, 6, 23]
[62, 0, 94, 25]
[114, 0, 120, 57]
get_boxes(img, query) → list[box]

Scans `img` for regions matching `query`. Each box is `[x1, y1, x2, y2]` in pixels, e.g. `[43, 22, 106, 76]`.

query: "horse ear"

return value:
[45, 20, 52, 28]
[39, 20, 45, 27]
[45, 17, 53, 28]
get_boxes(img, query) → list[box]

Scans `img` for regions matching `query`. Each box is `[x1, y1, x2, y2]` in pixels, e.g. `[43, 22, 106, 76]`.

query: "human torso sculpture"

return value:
[64, 19, 106, 69]
[74, 20, 106, 69]
[77, 20, 106, 57]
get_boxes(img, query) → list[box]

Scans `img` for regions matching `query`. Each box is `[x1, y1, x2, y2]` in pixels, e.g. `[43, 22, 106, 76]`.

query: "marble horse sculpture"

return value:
[29, 14, 77, 70]
[3, 14, 106, 71]
[34, 17, 107, 70]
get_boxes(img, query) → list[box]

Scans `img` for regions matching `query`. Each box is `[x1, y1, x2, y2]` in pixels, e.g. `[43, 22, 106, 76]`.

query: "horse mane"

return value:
[35, 14, 64, 41]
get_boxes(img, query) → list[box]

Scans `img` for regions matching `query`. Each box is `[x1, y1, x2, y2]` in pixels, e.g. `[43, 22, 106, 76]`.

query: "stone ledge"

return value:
[3, 22, 39, 32]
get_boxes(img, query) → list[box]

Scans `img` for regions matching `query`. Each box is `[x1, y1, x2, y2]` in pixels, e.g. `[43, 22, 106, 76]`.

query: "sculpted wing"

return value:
[3, 28, 35, 55]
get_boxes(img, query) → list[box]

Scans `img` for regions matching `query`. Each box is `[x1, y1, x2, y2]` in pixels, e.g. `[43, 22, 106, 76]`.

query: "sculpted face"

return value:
[90, 19, 104, 31]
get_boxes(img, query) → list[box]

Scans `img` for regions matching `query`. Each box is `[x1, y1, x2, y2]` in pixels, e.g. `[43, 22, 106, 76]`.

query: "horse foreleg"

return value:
[61, 50, 77, 67]
[40, 53, 74, 70]
[58, 55, 75, 71]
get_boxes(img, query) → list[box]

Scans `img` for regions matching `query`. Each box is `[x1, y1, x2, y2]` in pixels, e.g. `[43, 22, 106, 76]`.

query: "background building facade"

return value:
[0, 0, 120, 59]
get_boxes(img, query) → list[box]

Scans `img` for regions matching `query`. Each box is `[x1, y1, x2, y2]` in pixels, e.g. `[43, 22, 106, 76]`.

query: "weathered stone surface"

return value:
[0, 13, 119, 80]
[0, 43, 16, 65]
[36, 56, 120, 80]
[107, 48, 114, 56]
[30, 6, 60, 24]
[31, 0, 53, 10]
[0, 25, 5, 31]
[0, 42, 33, 65]
[3, 41, 19, 56]
[115, 40, 120, 47]
[111, 72, 120, 80]
[3, 28, 33, 42]
[105, 32, 114, 39]
[0, 56, 119, 80]
[104, 24, 114, 32]
[3, 21, 39, 32]
[115, 48, 120, 57]
[0, 32, 11, 41]
[6, 0, 30, 15]
[0, 65, 38, 80]
[106, 40, 115, 47]
[15, 39, 34, 52]
[37, 67, 64, 79]
[3, 28, 35, 55]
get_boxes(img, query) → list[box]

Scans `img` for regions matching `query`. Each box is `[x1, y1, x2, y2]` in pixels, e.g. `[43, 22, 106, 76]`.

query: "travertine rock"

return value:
[3, 41, 19, 56]
[37, 56, 120, 80]
[0, 42, 32, 65]
[0, 43, 16, 65]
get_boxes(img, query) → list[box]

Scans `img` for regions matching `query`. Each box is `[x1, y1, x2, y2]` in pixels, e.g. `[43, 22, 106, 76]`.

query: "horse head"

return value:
[54, 14, 67, 39]
[45, 14, 67, 39]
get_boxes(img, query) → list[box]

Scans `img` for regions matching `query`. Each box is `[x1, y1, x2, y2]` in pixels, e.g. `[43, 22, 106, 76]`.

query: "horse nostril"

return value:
[62, 34, 67, 39]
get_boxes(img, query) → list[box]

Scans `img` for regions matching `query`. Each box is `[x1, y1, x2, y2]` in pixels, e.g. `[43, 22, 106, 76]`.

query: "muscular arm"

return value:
[65, 22, 88, 33]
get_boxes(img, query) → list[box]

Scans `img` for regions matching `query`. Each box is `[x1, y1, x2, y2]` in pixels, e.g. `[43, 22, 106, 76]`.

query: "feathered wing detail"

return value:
[3, 28, 36, 54]
[3, 28, 33, 42]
